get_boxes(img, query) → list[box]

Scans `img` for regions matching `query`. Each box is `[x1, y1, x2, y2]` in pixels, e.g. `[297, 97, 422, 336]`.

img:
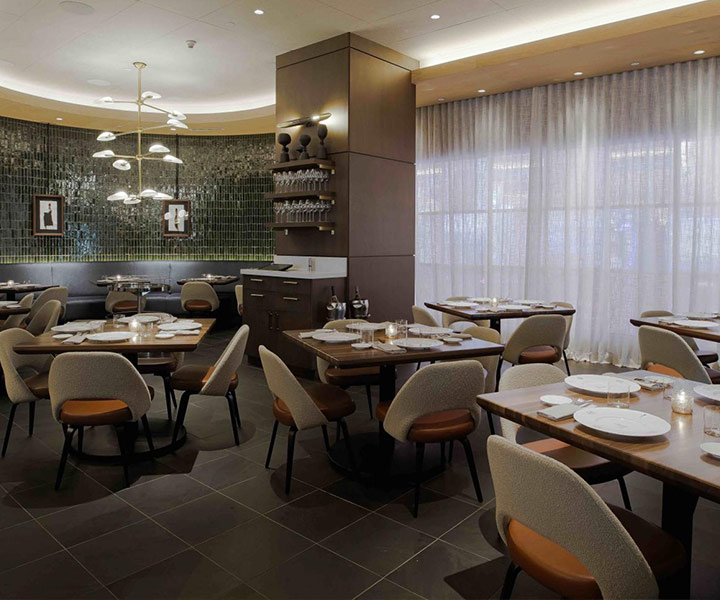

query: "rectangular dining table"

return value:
[0, 305, 30, 317]
[477, 370, 720, 597]
[0, 283, 57, 301]
[630, 315, 720, 343]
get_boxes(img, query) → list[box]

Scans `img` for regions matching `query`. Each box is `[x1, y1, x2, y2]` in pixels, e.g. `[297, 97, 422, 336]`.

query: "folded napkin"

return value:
[372, 341, 406, 354]
[62, 334, 87, 344]
[299, 329, 327, 339]
[537, 402, 590, 421]
[175, 330, 199, 336]
[451, 332, 472, 339]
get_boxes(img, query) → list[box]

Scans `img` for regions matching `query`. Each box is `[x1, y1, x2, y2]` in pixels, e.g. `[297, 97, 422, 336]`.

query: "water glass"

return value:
[112, 314, 122, 329]
[362, 329, 374, 345]
[607, 384, 630, 408]
[704, 406, 720, 437]
[395, 319, 408, 339]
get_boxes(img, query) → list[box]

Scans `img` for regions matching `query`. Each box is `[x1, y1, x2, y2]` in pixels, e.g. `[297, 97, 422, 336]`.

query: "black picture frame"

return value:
[32, 194, 64, 237]
[163, 199, 191, 238]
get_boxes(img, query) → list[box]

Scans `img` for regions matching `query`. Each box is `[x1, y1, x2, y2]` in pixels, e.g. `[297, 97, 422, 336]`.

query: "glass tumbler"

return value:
[362, 329, 374, 346]
[607, 384, 630, 408]
[395, 319, 408, 339]
[112, 314, 122, 329]
[704, 406, 720, 437]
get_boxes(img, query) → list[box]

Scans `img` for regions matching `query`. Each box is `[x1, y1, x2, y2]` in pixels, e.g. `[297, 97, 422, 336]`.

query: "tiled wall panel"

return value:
[0, 116, 274, 263]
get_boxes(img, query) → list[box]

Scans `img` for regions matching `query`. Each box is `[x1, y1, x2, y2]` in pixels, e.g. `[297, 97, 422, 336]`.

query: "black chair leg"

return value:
[500, 562, 522, 600]
[77, 426, 84, 453]
[265, 420, 279, 468]
[617, 476, 632, 511]
[2, 404, 17, 457]
[321, 425, 331, 452]
[563, 350, 571, 375]
[460, 437, 483, 503]
[440, 441, 446, 464]
[495, 358, 504, 393]
[55, 426, 76, 490]
[230, 390, 242, 430]
[162, 375, 173, 419]
[285, 427, 297, 495]
[28, 401, 36, 436]
[413, 442, 425, 518]
[172, 391, 192, 445]
[141, 415, 155, 452]
[226, 393, 240, 445]
[115, 425, 131, 487]
[365, 385, 373, 419]
[169, 386, 177, 409]
[448, 440, 454, 463]
[338, 419, 357, 473]
[486, 408, 496, 435]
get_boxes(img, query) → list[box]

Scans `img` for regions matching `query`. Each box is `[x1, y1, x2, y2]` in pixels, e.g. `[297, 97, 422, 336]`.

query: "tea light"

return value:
[671, 390, 694, 415]
[491, 297, 498, 308]
[386, 322, 398, 339]
[6, 280, 14, 286]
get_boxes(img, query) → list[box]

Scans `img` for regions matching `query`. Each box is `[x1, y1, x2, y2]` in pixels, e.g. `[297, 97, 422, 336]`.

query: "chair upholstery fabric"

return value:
[26, 300, 62, 336]
[639, 325, 711, 383]
[27, 287, 68, 321]
[553, 301, 574, 351]
[272, 383, 355, 427]
[502, 315, 567, 365]
[465, 325, 501, 393]
[0, 293, 33, 330]
[105, 291, 145, 314]
[316, 319, 367, 383]
[640, 310, 702, 352]
[235, 285, 243, 315]
[411, 306, 439, 327]
[181, 281, 220, 312]
[0, 329, 52, 404]
[201, 325, 248, 396]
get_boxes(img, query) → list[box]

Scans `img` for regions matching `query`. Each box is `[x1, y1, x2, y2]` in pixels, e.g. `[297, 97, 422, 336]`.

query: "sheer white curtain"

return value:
[416, 58, 720, 366]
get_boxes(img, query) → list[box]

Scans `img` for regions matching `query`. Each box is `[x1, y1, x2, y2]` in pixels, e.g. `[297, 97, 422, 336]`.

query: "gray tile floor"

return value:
[1, 328, 719, 599]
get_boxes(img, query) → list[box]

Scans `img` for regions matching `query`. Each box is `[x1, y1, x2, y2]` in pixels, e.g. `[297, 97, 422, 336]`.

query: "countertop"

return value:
[240, 269, 346, 280]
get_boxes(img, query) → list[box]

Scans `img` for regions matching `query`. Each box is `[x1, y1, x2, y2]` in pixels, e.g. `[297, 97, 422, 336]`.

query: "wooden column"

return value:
[275, 34, 417, 321]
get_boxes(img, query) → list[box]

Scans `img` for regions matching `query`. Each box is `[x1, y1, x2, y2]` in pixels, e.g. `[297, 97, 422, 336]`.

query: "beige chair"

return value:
[235, 285, 243, 316]
[49, 352, 154, 489]
[488, 435, 685, 599]
[641, 309, 719, 369]
[638, 325, 712, 383]
[553, 301, 574, 374]
[105, 291, 145, 314]
[0, 294, 33, 331]
[498, 364, 632, 510]
[25, 299, 62, 336]
[378, 360, 485, 517]
[260, 345, 357, 494]
[461, 324, 503, 437]
[411, 305, 439, 327]
[442, 296, 489, 331]
[317, 319, 378, 418]
[170, 325, 249, 445]
[27, 286, 68, 321]
[0, 329, 52, 456]
[180, 281, 219, 315]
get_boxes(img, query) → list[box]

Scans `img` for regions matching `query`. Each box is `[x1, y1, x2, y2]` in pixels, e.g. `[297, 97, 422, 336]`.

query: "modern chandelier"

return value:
[92, 61, 188, 205]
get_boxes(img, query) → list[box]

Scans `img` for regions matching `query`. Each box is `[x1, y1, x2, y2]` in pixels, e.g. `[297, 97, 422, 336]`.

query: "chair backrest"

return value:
[411, 306, 439, 327]
[0, 328, 52, 403]
[383, 360, 484, 442]
[487, 435, 658, 599]
[259, 345, 327, 430]
[316, 319, 366, 383]
[640, 310, 699, 351]
[0, 293, 33, 331]
[503, 314, 567, 365]
[465, 325, 501, 393]
[497, 364, 567, 441]
[235, 285, 243, 315]
[201, 325, 249, 396]
[638, 325, 710, 383]
[27, 287, 68, 320]
[181, 281, 220, 311]
[26, 300, 62, 336]
[49, 352, 152, 422]
[441, 296, 469, 328]
[552, 301, 574, 350]
[105, 291, 145, 313]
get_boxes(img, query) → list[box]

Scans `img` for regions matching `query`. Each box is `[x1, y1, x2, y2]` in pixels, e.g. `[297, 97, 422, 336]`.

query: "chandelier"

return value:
[92, 61, 188, 205]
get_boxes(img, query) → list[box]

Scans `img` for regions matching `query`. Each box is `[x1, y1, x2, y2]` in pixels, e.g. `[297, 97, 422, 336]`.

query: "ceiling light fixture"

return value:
[573, 71, 583, 76]
[277, 112, 331, 128]
[693, 49, 705, 55]
[630, 62, 640, 66]
[55, 117, 63, 121]
[254, 9, 264, 15]
[477, 89, 486, 93]
[91, 62, 189, 204]
[430, 14, 440, 20]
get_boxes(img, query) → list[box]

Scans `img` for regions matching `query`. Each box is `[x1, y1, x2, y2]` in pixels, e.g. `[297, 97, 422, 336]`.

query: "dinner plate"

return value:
[700, 442, 720, 459]
[442, 336, 463, 344]
[312, 332, 361, 344]
[469, 297, 492, 303]
[345, 322, 388, 332]
[574, 407, 671, 438]
[158, 321, 202, 331]
[155, 332, 176, 339]
[0, 301, 19, 307]
[118, 315, 160, 324]
[565, 374, 641, 395]
[52, 333, 73, 340]
[51, 323, 96, 333]
[540, 394, 573, 405]
[86, 332, 135, 343]
[694, 384, 720, 404]
[393, 338, 444, 350]
[686, 312, 715, 320]
[409, 325, 454, 336]
[498, 304, 527, 311]
[674, 319, 718, 329]
[351, 342, 372, 350]
[517, 299, 542, 306]
[442, 301, 478, 308]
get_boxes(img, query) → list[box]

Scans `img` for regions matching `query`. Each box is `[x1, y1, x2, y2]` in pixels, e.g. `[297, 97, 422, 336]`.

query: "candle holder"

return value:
[671, 390, 694, 415]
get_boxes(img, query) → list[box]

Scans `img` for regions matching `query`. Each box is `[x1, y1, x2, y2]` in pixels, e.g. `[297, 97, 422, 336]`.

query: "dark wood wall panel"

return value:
[348, 255, 415, 322]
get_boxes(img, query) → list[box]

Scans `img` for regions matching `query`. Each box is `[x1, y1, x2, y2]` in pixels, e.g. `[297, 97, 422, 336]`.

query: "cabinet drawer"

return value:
[271, 278, 312, 295]
[275, 293, 311, 313]
[243, 275, 273, 292]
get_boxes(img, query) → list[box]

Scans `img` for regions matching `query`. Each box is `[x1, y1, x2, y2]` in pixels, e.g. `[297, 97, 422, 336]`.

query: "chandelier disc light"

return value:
[92, 62, 188, 205]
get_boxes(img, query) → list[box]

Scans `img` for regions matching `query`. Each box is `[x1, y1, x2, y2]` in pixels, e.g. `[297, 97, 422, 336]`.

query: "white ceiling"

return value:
[0, 0, 708, 116]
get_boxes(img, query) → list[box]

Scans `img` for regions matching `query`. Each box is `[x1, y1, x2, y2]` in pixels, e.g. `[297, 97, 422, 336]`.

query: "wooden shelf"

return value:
[264, 191, 335, 201]
[267, 222, 335, 234]
[265, 159, 335, 172]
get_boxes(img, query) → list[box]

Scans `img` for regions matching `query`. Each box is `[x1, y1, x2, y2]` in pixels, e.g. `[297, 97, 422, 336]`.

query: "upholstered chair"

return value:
[105, 291, 145, 314]
[260, 345, 357, 494]
[411, 306, 439, 327]
[462, 324, 503, 435]
[638, 325, 712, 383]
[552, 301, 575, 373]
[0, 293, 33, 331]
[0, 329, 52, 456]
[378, 360, 485, 517]
[487, 435, 685, 599]
[27, 286, 68, 320]
[180, 281, 220, 315]
[235, 285, 243, 316]
[498, 364, 632, 510]
[49, 352, 154, 489]
[25, 299, 62, 336]
[441, 296, 488, 331]
[170, 325, 248, 445]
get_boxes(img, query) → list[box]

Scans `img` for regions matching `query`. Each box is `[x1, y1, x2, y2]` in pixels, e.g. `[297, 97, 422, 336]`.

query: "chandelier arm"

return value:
[141, 103, 172, 115]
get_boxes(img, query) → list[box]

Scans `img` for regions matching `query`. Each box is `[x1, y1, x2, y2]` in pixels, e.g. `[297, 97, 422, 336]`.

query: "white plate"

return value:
[409, 325, 454, 336]
[0, 301, 19, 307]
[443, 300, 478, 308]
[351, 342, 372, 350]
[700, 442, 720, 459]
[674, 319, 718, 329]
[155, 332, 176, 339]
[346, 322, 388, 332]
[498, 304, 527, 311]
[687, 312, 715, 320]
[694, 384, 720, 404]
[469, 297, 492, 303]
[52, 333, 73, 340]
[118, 315, 160, 324]
[540, 395, 573, 405]
[442, 336, 463, 344]
[158, 321, 202, 331]
[51, 323, 96, 333]
[86, 332, 135, 343]
[574, 407, 671, 438]
[393, 338, 444, 350]
[565, 374, 641, 395]
[312, 332, 361, 344]
[517, 299, 542, 305]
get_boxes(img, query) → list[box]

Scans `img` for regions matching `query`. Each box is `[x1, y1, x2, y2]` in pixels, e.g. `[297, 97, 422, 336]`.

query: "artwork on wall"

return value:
[32, 194, 64, 237]
[163, 199, 190, 238]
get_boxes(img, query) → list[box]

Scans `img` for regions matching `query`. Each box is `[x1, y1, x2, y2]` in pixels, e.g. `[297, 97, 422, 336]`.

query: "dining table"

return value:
[0, 282, 57, 301]
[0, 303, 31, 317]
[630, 315, 720, 343]
[425, 300, 575, 333]
[176, 274, 239, 286]
[92, 276, 171, 313]
[477, 370, 720, 597]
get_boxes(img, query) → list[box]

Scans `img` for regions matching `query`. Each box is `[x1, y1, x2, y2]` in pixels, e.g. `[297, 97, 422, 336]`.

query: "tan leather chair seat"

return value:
[696, 349, 719, 365]
[507, 505, 685, 599]
[185, 299, 212, 312]
[23, 372, 48, 399]
[518, 345, 561, 364]
[646, 363, 684, 378]
[375, 402, 475, 442]
[137, 355, 178, 375]
[60, 399, 133, 426]
[325, 366, 380, 387]
[112, 300, 137, 313]
[171, 364, 238, 393]
[272, 383, 355, 427]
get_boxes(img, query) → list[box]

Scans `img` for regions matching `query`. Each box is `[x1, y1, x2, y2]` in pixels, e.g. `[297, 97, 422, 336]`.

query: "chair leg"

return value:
[172, 391, 192, 445]
[115, 425, 131, 488]
[230, 390, 242, 430]
[28, 401, 36, 436]
[460, 437, 483, 503]
[265, 420, 279, 468]
[162, 375, 173, 419]
[500, 562, 522, 600]
[440, 441, 446, 464]
[55, 426, 76, 490]
[617, 476, 632, 511]
[141, 415, 155, 452]
[495, 358, 504, 393]
[226, 393, 240, 445]
[365, 384, 373, 419]
[2, 404, 17, 457]
[77, 426, 84, 453]
[486, 408, 496, 436]
[413, 442, 425, 518]
[338, 418, 357, 473]
[169, 386, 178, 410]
[321, 425, 331, 452]
[285, 427, 297, 495]
[448, 440, 454, 463]
[563, 350, 571, 375]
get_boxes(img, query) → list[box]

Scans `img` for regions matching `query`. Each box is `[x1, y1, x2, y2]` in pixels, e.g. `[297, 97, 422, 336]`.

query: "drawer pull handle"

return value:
[250, 278, 264, 282]
[282, 280, 298, 285]
[283, 296, 299, 301]
[250, 293, 264, 297]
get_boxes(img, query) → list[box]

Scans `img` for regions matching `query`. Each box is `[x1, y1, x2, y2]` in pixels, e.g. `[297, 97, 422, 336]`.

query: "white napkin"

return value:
[299, 329, 327, 339]
[62, 334, 87, 344]
[175, 330, 199, 336]
[538, 402, 590, 421]
[372, 341, 406, 354]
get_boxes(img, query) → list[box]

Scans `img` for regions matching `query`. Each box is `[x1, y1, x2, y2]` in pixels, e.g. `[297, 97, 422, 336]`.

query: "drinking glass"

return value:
[362, 329, 375, 345]
[607, 383, 630, 408]
[704, 406, 720, 437]
[112, 314, 122, 329]
[395, 319, 408, 339]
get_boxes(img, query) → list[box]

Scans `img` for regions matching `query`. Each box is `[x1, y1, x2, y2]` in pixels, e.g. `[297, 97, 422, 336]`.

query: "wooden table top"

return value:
[425, 302, 575, 321]
[477, 370, 720, 503]
[0, 306, 30, 316]
[176, 276, 239, 285]
[630, 316, 720, 343]
[14, 318, 215, 354]
[0, 283, 56, 294]
[284, 329, 504, 368]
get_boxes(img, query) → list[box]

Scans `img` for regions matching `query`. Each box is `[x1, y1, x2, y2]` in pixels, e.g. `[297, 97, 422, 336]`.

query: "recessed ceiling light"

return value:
[55, 117, 63, 121]
[87, 79, 111, 87]
[630, 62, 640, 66]
[437, 97, 446, 102]
[693, 49, 705, 55]
[430, 14, 440, 20]
[477, 89, 486, 93]
[59, 1, 94, 15]
[573, 71, 583, 76]
[254, 9, 264, 15]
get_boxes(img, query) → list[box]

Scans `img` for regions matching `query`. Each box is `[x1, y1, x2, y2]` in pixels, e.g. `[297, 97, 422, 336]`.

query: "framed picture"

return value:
[163, 199, 191, 238]
[32, 194, 64, 236]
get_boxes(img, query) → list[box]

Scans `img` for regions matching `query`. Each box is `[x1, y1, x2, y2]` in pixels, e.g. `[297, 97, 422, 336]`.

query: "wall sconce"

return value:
[277, 112, 331, 128]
